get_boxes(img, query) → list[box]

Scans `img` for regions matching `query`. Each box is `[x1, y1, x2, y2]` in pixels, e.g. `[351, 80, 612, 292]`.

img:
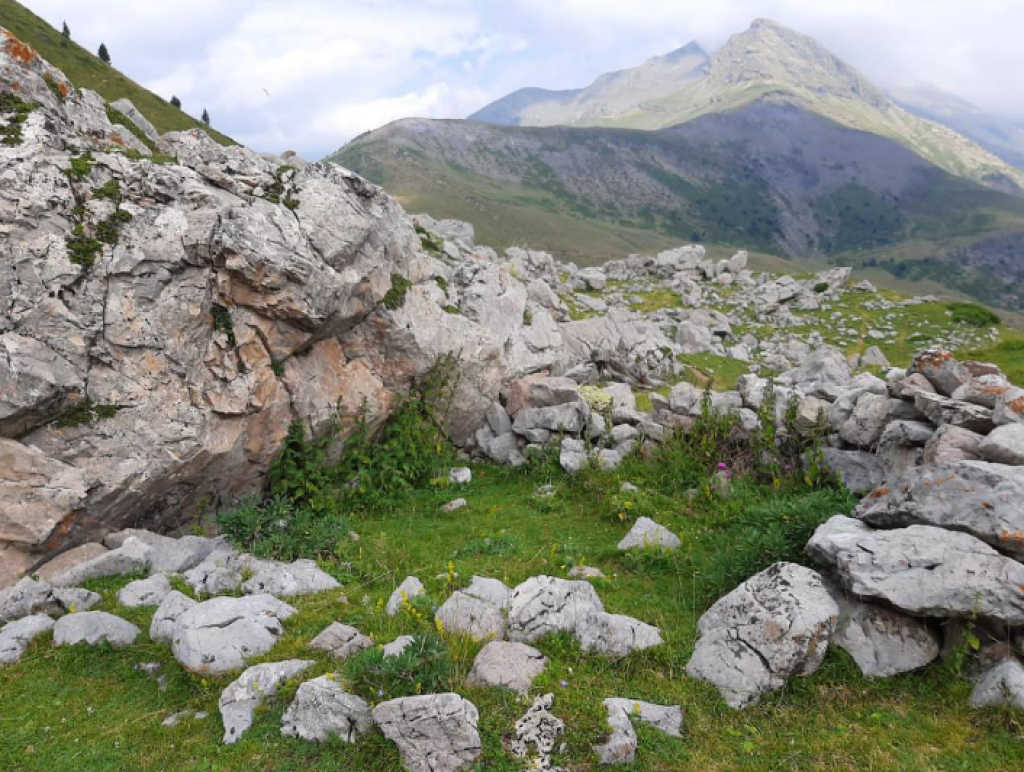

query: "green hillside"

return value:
[0, 0, 233, 145]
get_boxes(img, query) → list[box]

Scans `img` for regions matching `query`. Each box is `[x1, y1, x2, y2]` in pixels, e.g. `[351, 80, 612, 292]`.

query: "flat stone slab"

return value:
[281, 676, 374, 742]
[466, 641, 546, 693]
[53, 611, 139, 648]
[373, 693, 482, 772]
[220, 659, 314, 744]
[594, 698, 684, 765]
[49, 537, 152, 587]
[170, 594, 297, 675]
[118, 574, 172, 608]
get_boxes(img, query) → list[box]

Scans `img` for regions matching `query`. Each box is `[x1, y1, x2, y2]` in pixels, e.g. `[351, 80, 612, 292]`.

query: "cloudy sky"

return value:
[22, 0, 1023, 158]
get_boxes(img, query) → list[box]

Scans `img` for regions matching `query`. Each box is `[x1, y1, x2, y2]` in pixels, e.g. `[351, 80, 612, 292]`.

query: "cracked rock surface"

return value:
[281, 675, 373, 742]
[309, 622, 373, 660]
[594, 698, 683, 765]
[372, 693, 481, 772]
[219, 659, 313, 744]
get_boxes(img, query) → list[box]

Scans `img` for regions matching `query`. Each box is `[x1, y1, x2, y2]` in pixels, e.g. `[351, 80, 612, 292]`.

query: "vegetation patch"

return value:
[0, 91, 37, 146]
[210, 303, 235, 345]
[105, 103, 157, 153]
[53, 398, 121, 428]
[382, 273, 413, 310]
[948, 302, 1001, 328]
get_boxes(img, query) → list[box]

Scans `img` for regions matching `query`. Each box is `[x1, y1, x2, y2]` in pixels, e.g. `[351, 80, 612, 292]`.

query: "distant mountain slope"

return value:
[0, 0, 233, 145]
[332, 100, 1024, 309]
[469, 42, 708, 127]
[892, 84, 1024, 171]
[471, 19, 1024, 196]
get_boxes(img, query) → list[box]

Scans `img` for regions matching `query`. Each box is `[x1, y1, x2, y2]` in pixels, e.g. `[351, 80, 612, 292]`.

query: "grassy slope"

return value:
[2, 462, 1022, 772]
[0, 0, 233, 145]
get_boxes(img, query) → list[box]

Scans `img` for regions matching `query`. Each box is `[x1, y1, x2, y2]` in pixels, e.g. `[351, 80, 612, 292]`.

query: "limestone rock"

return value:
[281, 676, 374, 742]
[970, 658, 1024, 711]
[914, 392, 994, 434]
[910, 350, 971, 396]
[53, 611, 139, 648]
[807, 516, 1024, 625]
[594, 698, 683, 765]
[435, 591, 505, 641]
[170, 594, 297, 675]
[373, 693, 482, 772]
[576, 611, 662, 659]
[309, 622, 373, 660]
[49, 536, 152, 587]
[923, 425, 983, 465]
[978, 424, 1024, 465]
[35, 543, 109, 584]
[617, 517, 680, 552]
[0, 614, 55, 665]
[507, 576, 604, 643]
[508, 693, 565, 771]
[819, 448, 887, 494]
[463, 576, 512, 610]
[686, 563, 838, 708]
[118, 574, 172, 608]
[219, 659, 314, 744]
[387, 576, 425, 616]
[994, 387, 1024, 426]
[104, 528, 223, 573]
[0, 577, 99, 623]
[150, 590, 198, 643]
[382, 635, 415, 658]
[467, 640, 546, 693]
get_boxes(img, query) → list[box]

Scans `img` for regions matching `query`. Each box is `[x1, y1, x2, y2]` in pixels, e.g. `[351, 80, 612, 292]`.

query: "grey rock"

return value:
[910, 350, 971, 396]
[506, 375, 581, 415]
[170, 594, 297, 675]
[952, 374, 1012, 409]
[978, 424, 1024, 465]
[970, 658, 1024, 711]
[0, 576, 99, 623]
[559, 438, 588, 474]
[897, 373, 937, 399]
[441, 498, 467, 513]
[49, 536, 152, 587]
[281, 676, 374, 742]
[387, 577, 426, 616]
[484, 432, 520, 464]
[383, 635, 416, 658]
[463, 576, 512, 610]
[860, 346, 889, 367]
[686, 563, 838, 708]
[923, 425, 983, 465]
[568, 565, 606, 579]
[617, 517, 680, 551]
[994, 387, 1024, 426]
[855, 461, 1024, 558]
[839, 393, 893, 447]
[239, 556, 342, 597]
[829, 589, 939, 678]
[448, 467, 472, 485]
[110, 98, 160, 142]
[0, 614, 55, 665]
[507, 575, 604, 643]
[182, 548, 243, 595]
[596, 448, 624, 471]
[35, 543, 109, 584]
[508, 693, 565, 771]
[783, 347, 852, 401]
[485, 401, 513, 436]
[150, 590, 198, 643]
[309, 622, 373, 660]
[53, 611, 139, 648]
[914, 392, 994, 434]
[435, 591, 504, 641]
[594, 698, 683, 765]
[513, 402, 589, 435]
[819, 448, 887, 494]
[118, 574, 172, 608]
[104, 529, 223, 573]
[576, 611, 662, 659]
[466, 640, 546, 693]
[807, 516, 1024, 624]
[373, 693, 481, 772]
[219, 659, 314, 744]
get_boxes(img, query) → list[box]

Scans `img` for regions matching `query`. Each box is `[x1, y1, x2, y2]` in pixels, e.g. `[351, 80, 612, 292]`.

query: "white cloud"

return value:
[18, 0, 1024, 158]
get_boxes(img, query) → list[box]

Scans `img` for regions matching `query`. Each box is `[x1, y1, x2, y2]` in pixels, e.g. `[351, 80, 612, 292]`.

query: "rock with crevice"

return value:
[508, 693, 566, 771]
[507, 575, 604, 643]
[594, 698, 684, 765]
[0, 576, 99, 623]
[150, 590, 198, 643]
[372, 693, 482, 772]
[281, 675, 374, 742]
[686, 562, 838, 709]
[118, 573, 172, 608]
[309, 622, 373, 660]
[219, 659, 314, 744]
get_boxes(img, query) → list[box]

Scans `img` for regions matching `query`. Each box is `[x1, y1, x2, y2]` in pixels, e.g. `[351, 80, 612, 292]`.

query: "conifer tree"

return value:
[98, 43, 110, 64]
[170, 96, 182, 109]
[201, 108, 210, 126]
[61, 22, 70, 39]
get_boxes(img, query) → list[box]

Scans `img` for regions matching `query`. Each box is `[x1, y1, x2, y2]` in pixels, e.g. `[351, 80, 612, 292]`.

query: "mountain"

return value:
[472, 18, 1024, 196]
[334, 100, 1024, 309]
[0, 0, 233, 144]
[892, 83, 1024, 171]
[469, 41, 708, 127]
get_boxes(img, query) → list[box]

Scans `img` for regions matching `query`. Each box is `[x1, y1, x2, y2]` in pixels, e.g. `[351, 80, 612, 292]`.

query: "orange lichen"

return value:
[2, 30, 39, 66]
[1000, 530, 1024, 545]
[869, 486, 890, 498]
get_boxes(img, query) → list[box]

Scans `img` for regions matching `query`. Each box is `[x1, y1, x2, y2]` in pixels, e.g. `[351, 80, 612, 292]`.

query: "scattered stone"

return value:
[309, 622, 373, 660]
[118, 574, 172, 608]
[448, 467, 472, 485]
[807, 516, 1024, 625]
[170, 594, 297, 675]
[686, 563, 838, 708]
[281, 675, 374, 742]
[435, 591, 505, 640]
[0, 615, 54, 665]
[34, 543, 109, 584]
[162, 711, 208, 728]
[0, 577, 99, 623]
[568, 566, 605, 579]
[594, 698, 683, 765]
[383, 635, 416, 658]
[240, 556, 342, 597]
[150, 591, 198, 643]
[462, 576, 512, 610]
[49, 536, 152, 587]
[617, 517, 680, 552]
[53, 611, 140, 648]
[442, 498, 468, 513]
[507, 576, 604, 643]
[509, 693, 566, 771]
[970, 658, 1024, 711]
[467, 641, 546, 693]
[373, 693, 482, 772]
[576, 611, 662, 659]
[219, 659, 314, 744]
[387, 576, 426, 616]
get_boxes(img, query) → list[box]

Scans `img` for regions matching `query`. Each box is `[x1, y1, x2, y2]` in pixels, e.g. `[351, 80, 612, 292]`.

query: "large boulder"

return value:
[53, 611, 139, 648]
[807, 516, 1024, 624]
[819, 448, 887, 494]
[281, 676, 374, 742]
[434, 591, 505, 641]
[855, 462, 1024, 558]
[970, 658, 1024, 711]
[372, 693, 481, 772]
[686, 563, 838, 708]
[507, 575, 604, 643]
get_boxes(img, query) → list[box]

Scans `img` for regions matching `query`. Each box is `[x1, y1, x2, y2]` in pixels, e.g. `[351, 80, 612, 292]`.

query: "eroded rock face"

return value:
[686, 562, 838, 709]
[507, 576, 604, 643]
[373, 693, 482, 772]
[281, 676, 374, 742]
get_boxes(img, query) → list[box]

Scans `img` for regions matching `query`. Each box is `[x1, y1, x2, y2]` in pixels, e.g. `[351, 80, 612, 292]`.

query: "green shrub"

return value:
[414, 224, 444, 257]
[343, 633, 452, 700]
[216, 494, 348, 561]
[948, 303, 1000, 328]
[66, 152, 95, 180]
[813, 282, 830, 293]
[54, 399, 120, 428]
[210, 304, 235, 345]
[65, 227, 102, 268]
[0, 92, 37, 147]
[268, 420, 336, 511]
[93, 180, 121, 201]
[95, 209, 132, 245]
[382, 273, 413, 310]
[453, 533, 519, 558]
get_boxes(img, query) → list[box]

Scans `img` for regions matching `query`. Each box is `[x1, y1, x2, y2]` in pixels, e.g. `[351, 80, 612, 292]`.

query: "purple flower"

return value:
[717, 462, 729, 470]
[560, 680, 568, 688]
[378, 688, 384, 698]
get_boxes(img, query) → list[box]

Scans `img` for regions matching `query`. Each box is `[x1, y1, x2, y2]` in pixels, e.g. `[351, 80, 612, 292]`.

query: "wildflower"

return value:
[560, 679, 568, 688]
[378, 688, 384, 698]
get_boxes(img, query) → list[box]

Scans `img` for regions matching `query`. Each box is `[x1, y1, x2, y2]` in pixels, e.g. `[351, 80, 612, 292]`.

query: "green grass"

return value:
[3, 458, 1020, 771]
[0, 0, 234, 145]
